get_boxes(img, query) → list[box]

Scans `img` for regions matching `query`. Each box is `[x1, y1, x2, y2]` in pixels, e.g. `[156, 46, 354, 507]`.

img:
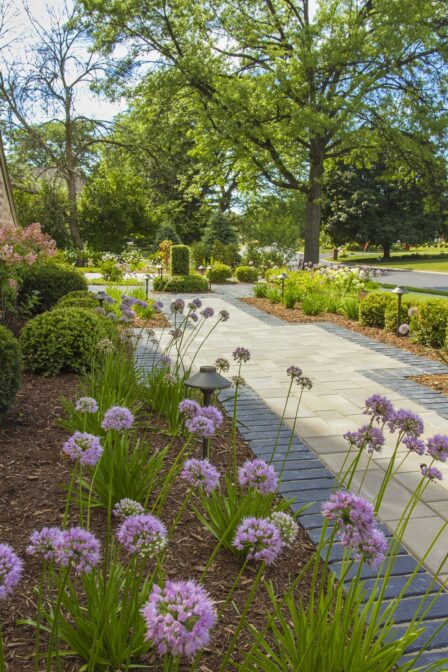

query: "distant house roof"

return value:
[0, 132, 19, 227]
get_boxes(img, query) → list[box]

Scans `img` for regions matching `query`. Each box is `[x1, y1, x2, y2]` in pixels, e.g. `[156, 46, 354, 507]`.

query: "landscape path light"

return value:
[198, 265, 206, 275]
[185, 365, 231, 458]
[145, 274, 152, 298]
[277, 272, 288, 305]
[207, 265, 213, 291]
[156, 264, 164, 278]
[94, 289, 107, 309]
[391, 286, 409, 335]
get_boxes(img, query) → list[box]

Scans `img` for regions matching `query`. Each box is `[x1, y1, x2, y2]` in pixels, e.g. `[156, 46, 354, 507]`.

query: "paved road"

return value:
[377, 268, 448, 292]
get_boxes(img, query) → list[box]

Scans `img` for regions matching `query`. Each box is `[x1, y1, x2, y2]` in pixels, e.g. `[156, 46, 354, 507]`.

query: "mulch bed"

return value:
[0, 372, 316, 670]
[412, 374, 448, 397]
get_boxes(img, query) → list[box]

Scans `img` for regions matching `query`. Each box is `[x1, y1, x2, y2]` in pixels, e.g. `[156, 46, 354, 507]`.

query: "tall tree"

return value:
[80, 0, 448, 263]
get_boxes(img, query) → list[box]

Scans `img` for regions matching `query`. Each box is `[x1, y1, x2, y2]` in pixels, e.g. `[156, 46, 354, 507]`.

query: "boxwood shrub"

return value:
[359, 292, 395, 328]
[18, 262, 87, 313]
[55, 290, 99, 310]
[236, 266, 259, 283]
[384, 299, 418, 332]
[410, 300, 448, 348]
[0, 325, 21, 423]
[170, 245, 190, 276]
[153, 274, 209, 293]
[20, 307, 118, 376]
[207, 262, 232, 283]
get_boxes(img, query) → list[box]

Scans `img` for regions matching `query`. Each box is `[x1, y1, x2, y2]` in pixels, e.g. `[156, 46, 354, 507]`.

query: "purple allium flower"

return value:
[181, 458, 221, 493]
[170, 298, 185, 314]
[421, 464, 443, 481]
[364, 394, 395, 424]
[287, 366, 302, 379]
[427, 435, 448, 462]
[233, 347, 251, 363]
[101, 406, 134, 431]
[62, 432, 103, 467]
[134, 298, 148, 309]
[160, 354, 172, 367]
[192, 298, 202, 308]
[388, 409, 424, 438]
[107, 312, 118, 321]
[104, 295, 115, 305]
[179, 399, 201, 417]
[238, 459, 278, 494]
[354, 528, 388, 567]
[343, 425, 385, 454]
[54, 528, 101, 574]
[169, 328, 182, 340]
[190, 312, 199, 322]
[0, 544, 23, 600]
[403, 436, 426, 456]
[215, 357, 230, 373]
[142, 580, 216, 657]
[219, 309, 230, 322]
[201, 307, 214, 319]
[233, 517, 283, 565]
[185, 414, 216, 438]
[399, 323, 410, 336]
[117, 514, 167, 557]
[154, 301, 164, 313]
[322, 491, 375, 546]
[113, 498, 145, 519]
[75, 396, 99, 414]
[199, 405, 223, 428]
[26, 527, 63, 560]
[269, 511, 299, 546]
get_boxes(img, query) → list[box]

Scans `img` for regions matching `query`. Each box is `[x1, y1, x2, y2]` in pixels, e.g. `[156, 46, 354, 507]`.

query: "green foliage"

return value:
[211, 241, 240, 266]
[359, 293, 395, 328]
[265, 267, 289, 282]
[283, 285, 301, 309]
[0, 326, 21, 423]
[241, 193, 305, 248]
[252, 282, 268, 298]
[101, 260, 124, 282]
[18, 262, 87, 314]
[207, 261, 232, 283]
[266, 286, 281, 304]
[338, 295, 360, 321]
[235, 266, 258, 283]
[153, 223, 181, 247]
[410, 300, 448, 348]
[384, 299, 418, 332]
[153, 274, 209, 292]
[202, 212, 238, 252]
[301, 293, 328, 316]
[141, 368, 189, 436]
[20, 308, 117, 376]
[170, 244, 190, 276]
[12, 178, 71, 248]
[55, 290, 99, 310]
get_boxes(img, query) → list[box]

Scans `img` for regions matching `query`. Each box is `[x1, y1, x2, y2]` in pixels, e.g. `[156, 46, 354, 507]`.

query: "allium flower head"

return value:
[63, 432, 103, 467]
[192, 298, 202, 308]
[185, 414, 216, 438]
[190, 312, 199, 322]
[269, 511, 299, 546]
[154, 301, 164, 313]
[238, 459, 278, 494]
[160, 354, 172, 367]
[298, 376, 313, 390]
[199, 405, 223, 428]
[403, 436, 426, 456]
[117, 514, 167, 557]
[322, 491, 375, 545]
[233, 347, 251, 363]
[179, 399, 201, 417]
[164, 373, 176, 385]
[55, 528, 101, 574]
[232, 374, 246, 387]
[107, 312, 118, 321]
[102, 406, 134, 431]
[97, 337, 115, 353]
[142, 580, 216, 657]
[26, 527, 63, 560]
[215, 357, 230, 373]
[170, 298, 185, 314]
[398, 323, 410, 336]
[75, 396, 99, 414]
[219, 309, 230, 322]
[421, 464, 443, 481]
[169, 328, 182, 340]
[343, 425, 385, 453]
[364, 394, 394, 423]
[354, 528, 388, 567]
[113, 498, 145, 518]
[233, 517, 283, 565]
[181, 458, 221, 493]
[201, 307, 214, 319]
[0, 544, 23, 599]
[408, 306, 418, 317]
[287, 366, 302, 379]
[426, 435, 448, 462]
[388, 409, 424, 438]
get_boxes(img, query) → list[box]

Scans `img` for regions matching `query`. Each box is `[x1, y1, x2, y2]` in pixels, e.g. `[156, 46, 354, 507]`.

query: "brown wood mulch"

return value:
[412, 374, 448, 397]
[0, 372, 316, 671]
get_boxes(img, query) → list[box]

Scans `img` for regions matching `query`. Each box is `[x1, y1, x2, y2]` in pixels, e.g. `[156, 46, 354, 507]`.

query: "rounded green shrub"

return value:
[0, 325, 21, 423]
[20, 308, 118, 376]
[207, 262, 232, 283]
[236, 266, 259, 283]
[170, 245, 190, 276]
[410, 300, 448, 348]
[153, 275, 209, 293]
[55, 290, 99, 310]
[18, 262, 87, 314]
[359, 292, 395, 328]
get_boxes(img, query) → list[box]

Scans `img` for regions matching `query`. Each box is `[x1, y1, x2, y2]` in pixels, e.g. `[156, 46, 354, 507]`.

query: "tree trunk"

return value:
[382, 242, 391, 260]
[333, 247, 338, 261]
[65, 108, 84, 265]
[304, 139, 325, 265]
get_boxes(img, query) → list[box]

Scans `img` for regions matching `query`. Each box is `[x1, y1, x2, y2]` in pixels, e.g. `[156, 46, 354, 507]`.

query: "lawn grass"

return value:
[333, 248, 448, 272]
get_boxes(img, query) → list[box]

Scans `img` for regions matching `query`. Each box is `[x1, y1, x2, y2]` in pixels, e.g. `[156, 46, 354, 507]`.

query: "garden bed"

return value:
[412, 374, 448, 397]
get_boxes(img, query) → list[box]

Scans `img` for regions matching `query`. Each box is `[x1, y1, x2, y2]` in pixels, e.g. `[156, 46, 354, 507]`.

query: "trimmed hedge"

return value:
[20, 307, 118, 376]
[410, 300, 448, 348]
[153, 275, 209, 293]
[207, 262, 232, 283]
[0, 325, 21, 423]
[18, 262, 87, 313]
[55, 290, 99, 310]
[359, 292, 395, 328]
[170, 245, 190, 276]
[236, 266, 259, 283]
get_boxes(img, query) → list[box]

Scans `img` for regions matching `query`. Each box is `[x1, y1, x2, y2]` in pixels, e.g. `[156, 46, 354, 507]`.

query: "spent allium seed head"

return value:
[398, 323, 410, 336]
[322, 491, 375, 546]
[0, 543, 23, 600]
[113, 498, 145, 519]
[181, 458, 221, 493]
[233, 517, 283, 565]
[388, 409, 424, 438]
[232, 374, 246, 387]
[199, 405, 223, 428]
[179, 399, 201, 417]
[26, 527, 63, 560]
[215, 357, 230, 373]
[95, 306, 106, 315]
[97, 337, 115, 353]
[298, 376, 313, 390]
[62, 432, 103, 467]
[201, 307, 214, 319]
[185, 414, 216, 438]
[169, 328, 182, 340]
[364, 394, 395, 424]
[233, 347, 251, 363]
[54, 528, 101, 574]
[107, 312, 117, 321]
[75, 397, 99, 414]
[238, 459, 278, 494]
[408, 306, 418, 317]
[190, 312, 199, 322]
[117, 514, 167, 557]
[154, 301, 164, 313]
[343, 425, 385, 454]
[426, 435, 448, 462]
[219, 309, 230, 322]
[170, 298, 185, 314]
[421, 464, 443, 481]
[287, 366, 302, 379]
[142, 580, 216, 657]
[354, 528, 388, 567]
[269, 511, 299, 547]
[101, 406, 134, 431]
[164, 373, 176, 385]
[160, 354, 172, 366]
[192, 298, 202, 308]
[403, 436, 426, 456]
